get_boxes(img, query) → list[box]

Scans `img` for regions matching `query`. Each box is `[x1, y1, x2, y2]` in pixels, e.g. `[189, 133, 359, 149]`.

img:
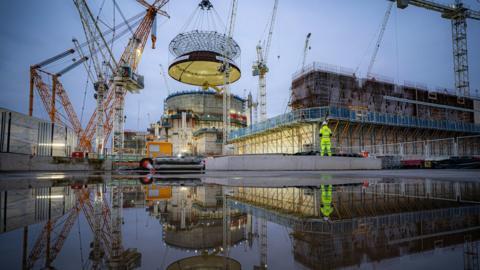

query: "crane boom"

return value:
[78, 1, 170, 152]
[301, 33, 311, 71]
[159, 64, 171, 95]
[367, 1, 393, 78]
[388, 0, 480, 96]
[263, 0, 279, 65]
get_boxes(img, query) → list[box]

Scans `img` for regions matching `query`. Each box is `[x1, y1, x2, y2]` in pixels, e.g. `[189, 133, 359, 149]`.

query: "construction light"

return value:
[36, 195, 64, 199]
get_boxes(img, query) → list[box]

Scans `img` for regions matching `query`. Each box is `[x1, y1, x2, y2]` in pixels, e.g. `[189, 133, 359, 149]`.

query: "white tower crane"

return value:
[159, 64, 171, 96]
[221, 0, 239, 150]
[73, 0, 118, 155]
[253, 0, 279, 122]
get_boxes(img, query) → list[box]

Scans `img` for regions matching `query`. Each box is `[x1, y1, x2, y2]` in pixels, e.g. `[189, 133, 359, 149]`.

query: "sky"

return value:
[0, 0, 479, 131]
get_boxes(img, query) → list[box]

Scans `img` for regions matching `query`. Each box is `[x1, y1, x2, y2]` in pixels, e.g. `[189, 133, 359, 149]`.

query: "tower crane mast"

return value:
[387, 0, 480, 97]
[78, 0, 170, 152]
[29, 1, 170, 153]
[73, 0, 117, 154]
[253, 0, 279, 122]
[221, 0, 238, 149]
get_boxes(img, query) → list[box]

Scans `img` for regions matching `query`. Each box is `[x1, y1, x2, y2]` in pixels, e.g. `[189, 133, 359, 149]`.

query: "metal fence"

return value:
[231, 135, 480, 160]
[336, 135, 480, 159]
[229, 106, 480, 141]
[0, 108, 77, 157]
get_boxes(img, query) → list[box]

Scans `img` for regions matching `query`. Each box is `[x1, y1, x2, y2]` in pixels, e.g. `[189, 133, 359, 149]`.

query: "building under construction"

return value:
[229, 62, 480, 157]
[150, 90, 247, 156]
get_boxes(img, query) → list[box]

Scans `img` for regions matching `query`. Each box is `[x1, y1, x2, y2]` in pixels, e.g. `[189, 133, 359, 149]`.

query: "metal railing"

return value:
[229, 106, 480, 141]
[232, 135, 480, 159]
[336, 135, 480, 159]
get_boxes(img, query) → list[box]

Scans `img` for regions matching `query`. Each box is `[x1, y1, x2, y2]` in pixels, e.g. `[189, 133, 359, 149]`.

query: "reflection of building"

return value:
[122, 185, 146, 208]
[149, 91, 246, 156]
[147, 185, 249, 250]
[228, 180, 480, 269]
[0, 181, 80, 232]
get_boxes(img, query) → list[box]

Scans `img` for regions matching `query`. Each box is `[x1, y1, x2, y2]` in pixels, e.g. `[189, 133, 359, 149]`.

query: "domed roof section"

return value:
[169, 30, 241, 60]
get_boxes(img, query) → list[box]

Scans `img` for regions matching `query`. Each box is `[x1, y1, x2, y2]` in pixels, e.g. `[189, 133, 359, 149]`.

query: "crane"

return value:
[29, 1, 169, 153]
[366, 1, 394, 79]
[301, 32, 312, 72]
[159, 64, 171, 96]
[73, 0, 117, 155]
[252, 0, 279, 122]
[221, 0, 239, 149]
[387, 0, 480, 97]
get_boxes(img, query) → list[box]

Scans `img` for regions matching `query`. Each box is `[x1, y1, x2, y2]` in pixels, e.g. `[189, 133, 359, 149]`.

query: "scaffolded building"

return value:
[151, 90, 246, 155]
[229, 62, 480, 158]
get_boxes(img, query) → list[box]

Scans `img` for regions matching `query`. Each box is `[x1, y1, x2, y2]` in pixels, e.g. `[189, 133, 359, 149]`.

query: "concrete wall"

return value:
[205, 155, 381, 171]
[0, 152, 112, 171]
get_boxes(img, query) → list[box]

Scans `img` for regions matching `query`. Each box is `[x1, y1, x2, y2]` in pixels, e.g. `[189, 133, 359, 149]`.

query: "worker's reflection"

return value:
[320, 184, 333, 221]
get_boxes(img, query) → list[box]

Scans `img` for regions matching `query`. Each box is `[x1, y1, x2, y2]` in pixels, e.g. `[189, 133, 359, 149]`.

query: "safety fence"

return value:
[231, 135, 480, 160]
[229, 106, 480, 141]
[336, 135, 480, 159]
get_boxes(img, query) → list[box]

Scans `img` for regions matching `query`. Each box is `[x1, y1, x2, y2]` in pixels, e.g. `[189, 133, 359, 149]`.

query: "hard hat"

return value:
[322, 121, 327, 125]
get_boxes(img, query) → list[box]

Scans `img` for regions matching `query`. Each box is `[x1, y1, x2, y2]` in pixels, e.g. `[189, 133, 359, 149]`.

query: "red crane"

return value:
[29, 0, 170, 152]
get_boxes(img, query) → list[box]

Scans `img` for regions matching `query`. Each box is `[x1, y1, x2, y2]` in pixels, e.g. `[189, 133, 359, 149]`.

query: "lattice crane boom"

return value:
[388, 0, 480, 97]
[253, 0, 279, 122]
[77, 1, 170, 152]
[367, 1, 394, 78]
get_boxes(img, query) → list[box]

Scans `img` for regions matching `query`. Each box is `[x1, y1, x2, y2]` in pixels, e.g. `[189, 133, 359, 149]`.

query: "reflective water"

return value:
[0, 174, 479, 269]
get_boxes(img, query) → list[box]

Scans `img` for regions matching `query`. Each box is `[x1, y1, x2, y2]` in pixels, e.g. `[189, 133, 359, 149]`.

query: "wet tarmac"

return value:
[0, 171, 479, 269]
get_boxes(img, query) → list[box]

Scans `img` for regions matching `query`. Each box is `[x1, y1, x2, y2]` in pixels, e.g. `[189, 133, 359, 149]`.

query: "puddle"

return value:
[0, 175, 479, 269]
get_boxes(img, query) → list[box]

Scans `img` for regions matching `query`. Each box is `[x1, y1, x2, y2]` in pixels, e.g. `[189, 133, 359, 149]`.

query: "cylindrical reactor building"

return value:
[154, 90, 246, 156]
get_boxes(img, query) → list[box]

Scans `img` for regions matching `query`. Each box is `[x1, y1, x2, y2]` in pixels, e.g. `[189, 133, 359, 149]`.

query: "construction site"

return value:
[0, 0, 480, 269]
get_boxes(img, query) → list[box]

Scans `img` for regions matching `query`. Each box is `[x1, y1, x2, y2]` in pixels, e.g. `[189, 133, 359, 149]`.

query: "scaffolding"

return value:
[229, 106, 480, 156]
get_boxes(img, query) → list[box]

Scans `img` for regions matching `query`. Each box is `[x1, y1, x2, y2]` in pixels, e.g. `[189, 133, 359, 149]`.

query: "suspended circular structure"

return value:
[168, 30, 241, 87]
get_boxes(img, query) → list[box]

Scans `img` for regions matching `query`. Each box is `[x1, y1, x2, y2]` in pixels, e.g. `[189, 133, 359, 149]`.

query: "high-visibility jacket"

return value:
[319, 125, 332, 139]
[321, 184, 333, 217]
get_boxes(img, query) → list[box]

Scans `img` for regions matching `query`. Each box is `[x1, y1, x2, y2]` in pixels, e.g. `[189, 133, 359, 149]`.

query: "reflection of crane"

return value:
[387, 0, 480, 97]
[254, 217, 268, 270]
[252, 0, 279, 122]
[25, 184, 138, 269]
[25, 188, 89, 269]
[366, 1, 394, 79]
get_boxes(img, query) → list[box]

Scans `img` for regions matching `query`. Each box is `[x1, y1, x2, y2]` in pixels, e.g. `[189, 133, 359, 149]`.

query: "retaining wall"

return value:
[205, 155, 381, 171]
[0, 152, 112, 171]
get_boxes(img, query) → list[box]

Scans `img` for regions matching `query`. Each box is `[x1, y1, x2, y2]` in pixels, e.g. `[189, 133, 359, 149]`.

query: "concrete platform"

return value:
[205, 155, 381, 171]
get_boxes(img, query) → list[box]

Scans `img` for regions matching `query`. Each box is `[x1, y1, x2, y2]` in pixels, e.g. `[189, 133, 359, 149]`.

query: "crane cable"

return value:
[79, 59, 92, 125]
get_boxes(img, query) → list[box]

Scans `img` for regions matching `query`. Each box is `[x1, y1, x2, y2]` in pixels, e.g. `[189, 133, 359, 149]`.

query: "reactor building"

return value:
[149, 90, 247, 156]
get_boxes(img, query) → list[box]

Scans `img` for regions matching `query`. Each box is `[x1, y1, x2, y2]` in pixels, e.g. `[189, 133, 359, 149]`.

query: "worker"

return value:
[320, 184, 333, 220]
[319, 120, 333, 156]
